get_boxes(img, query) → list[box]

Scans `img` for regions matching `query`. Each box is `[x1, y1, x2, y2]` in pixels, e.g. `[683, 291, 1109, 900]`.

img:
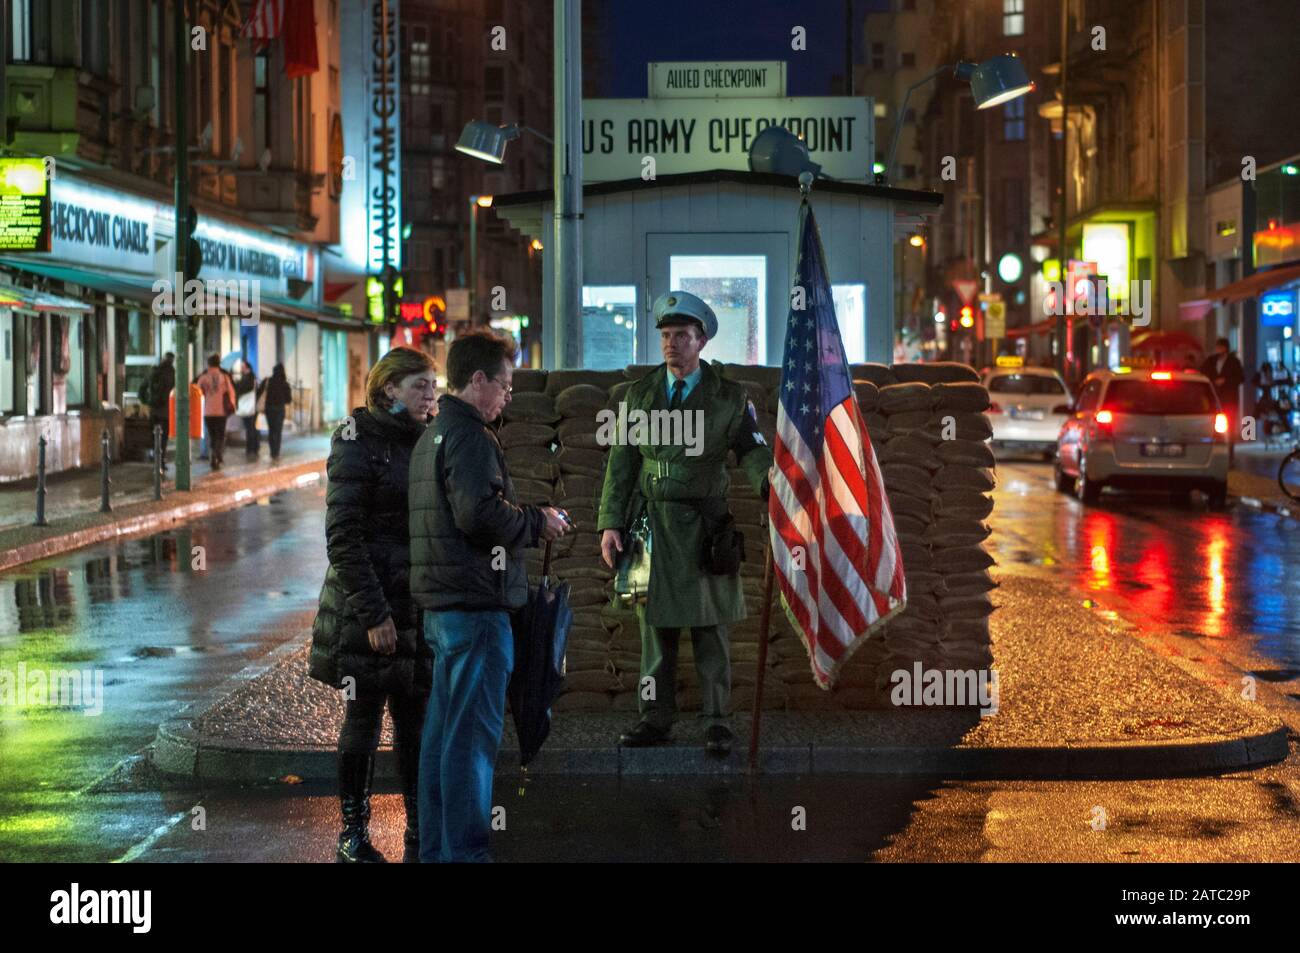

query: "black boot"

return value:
[336, 751, 386, 863]
[395, 731, 422, 863]
[402, 793, 420, 863]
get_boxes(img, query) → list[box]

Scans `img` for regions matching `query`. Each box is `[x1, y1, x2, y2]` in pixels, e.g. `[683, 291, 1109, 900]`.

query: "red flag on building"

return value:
[241, 0, 318, 78]
[768, 201, 906, 689]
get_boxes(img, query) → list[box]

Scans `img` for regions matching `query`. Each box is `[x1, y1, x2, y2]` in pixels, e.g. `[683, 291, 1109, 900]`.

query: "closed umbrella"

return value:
[507, 539, 572, 766]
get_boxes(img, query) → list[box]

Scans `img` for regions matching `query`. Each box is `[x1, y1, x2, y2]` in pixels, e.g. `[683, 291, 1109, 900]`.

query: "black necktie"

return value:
[670, 378, 685, 410]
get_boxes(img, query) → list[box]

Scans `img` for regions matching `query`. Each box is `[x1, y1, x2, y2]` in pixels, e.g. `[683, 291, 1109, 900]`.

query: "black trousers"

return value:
[149, 411, 169, 465]
[264, 406, 286, 459]
[203, 416, 227, 466]
[338, 685, 428, 761]
[241, 414, 259, 456]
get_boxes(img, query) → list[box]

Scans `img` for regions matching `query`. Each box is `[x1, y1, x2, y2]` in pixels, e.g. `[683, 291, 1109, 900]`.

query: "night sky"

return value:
[595, 0, 891, 98]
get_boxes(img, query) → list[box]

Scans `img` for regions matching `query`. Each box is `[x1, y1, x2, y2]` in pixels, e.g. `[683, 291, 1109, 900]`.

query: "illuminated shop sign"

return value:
[1260, 290, 1296, 327]
[0, 158, 51, 252]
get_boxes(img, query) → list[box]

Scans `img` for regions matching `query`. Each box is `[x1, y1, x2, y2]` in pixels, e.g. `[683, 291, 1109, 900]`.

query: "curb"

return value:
[151, 645, 1292, 782]
[0, 460, 325, 573]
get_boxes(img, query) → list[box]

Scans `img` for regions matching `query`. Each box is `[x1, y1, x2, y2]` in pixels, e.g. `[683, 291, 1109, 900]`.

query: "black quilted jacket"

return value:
[409, 394, 544, 612]
[309, 407, 432, 695]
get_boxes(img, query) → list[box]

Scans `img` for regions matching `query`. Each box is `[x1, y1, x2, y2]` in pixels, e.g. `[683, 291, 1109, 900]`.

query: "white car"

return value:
[982, 364, 1073, 459]
[1055, 367, 1230, 507]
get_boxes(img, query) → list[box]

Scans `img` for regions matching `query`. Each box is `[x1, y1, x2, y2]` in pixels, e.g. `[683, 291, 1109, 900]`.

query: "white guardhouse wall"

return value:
[538, 181, 899, 369]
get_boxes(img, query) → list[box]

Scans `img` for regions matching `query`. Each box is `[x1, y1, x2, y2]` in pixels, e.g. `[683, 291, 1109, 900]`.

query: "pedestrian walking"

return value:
[258, 363, 294, 461]
[1200, 337, 1245, 462]
[195, 354, 236, 470]
[598, 291, 773, 757]
[233, 359, 260, 459]
[145, 352, 175, 472]
[408, 330, 571, 863]
[309, 346, 438, 863]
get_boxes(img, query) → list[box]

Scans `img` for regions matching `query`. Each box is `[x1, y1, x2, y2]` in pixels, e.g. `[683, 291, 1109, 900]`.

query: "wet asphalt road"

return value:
[2, 461, 1299, 862]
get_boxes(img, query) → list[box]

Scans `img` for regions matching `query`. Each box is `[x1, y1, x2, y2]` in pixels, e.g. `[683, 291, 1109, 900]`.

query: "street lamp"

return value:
[881, 54, 1034, 184]
[469, 194, 493, 324]
[455, 120, 554, 163]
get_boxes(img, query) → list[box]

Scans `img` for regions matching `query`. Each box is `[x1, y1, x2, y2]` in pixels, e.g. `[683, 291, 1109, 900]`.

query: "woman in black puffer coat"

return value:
[310, 346, 437, 863]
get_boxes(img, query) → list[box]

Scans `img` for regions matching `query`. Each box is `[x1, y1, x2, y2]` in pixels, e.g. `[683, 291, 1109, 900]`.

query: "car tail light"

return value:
[1214, 412, 1228, 437]
[1093, 409, 1115, 439]
[1151, 371, 1173, 381]
[988, 402, 1003, 414]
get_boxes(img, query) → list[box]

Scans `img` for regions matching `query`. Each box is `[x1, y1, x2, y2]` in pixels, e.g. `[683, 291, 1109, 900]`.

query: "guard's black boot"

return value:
[336, 751, 386, 863]
[619, 720, 673, 747]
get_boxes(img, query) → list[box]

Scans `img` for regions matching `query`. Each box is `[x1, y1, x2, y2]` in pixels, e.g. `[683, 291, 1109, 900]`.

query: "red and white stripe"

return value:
[768, 395, 905, 688]
[241, 0, 285, 40]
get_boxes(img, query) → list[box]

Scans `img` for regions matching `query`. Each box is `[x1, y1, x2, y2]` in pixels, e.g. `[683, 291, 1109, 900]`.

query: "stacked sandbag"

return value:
[863, 361, 997, 705]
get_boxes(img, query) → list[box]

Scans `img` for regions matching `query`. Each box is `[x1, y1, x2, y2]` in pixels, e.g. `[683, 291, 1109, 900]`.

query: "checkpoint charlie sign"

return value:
[581, 96, 873, 182]
[648, 61, 786, 99]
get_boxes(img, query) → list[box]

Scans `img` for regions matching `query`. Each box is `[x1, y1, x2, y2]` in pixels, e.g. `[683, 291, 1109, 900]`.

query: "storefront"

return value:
[0, 171, 346, 480]
[493, 169, 941, 369]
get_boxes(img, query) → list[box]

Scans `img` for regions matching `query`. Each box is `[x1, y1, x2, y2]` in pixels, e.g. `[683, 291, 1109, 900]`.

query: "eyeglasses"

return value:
[488, 376, 513, 395]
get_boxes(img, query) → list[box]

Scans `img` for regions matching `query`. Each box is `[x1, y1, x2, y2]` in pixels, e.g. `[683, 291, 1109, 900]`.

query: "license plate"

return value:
[1141, 443, 1184, 457]
[1010, 408, 1045, 421]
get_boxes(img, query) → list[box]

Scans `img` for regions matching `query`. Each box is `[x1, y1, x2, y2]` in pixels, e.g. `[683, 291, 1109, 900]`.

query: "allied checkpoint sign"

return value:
[581, 97, 874, 182]
[647, 61, 786, 99]
[0, 158, 51, 252]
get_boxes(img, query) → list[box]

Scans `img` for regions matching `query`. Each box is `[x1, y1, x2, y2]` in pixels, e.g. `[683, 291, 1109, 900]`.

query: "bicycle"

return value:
[1280, 442, 1300, 502]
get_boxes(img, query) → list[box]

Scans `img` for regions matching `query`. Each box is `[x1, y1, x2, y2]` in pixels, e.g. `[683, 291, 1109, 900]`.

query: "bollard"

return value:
[153, 425, 163, 501]
[34, 434, 48, 527]
[100, 428, 112, 513]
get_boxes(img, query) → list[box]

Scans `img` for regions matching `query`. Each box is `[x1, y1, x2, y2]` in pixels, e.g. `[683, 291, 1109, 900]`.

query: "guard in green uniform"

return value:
[598, 291, 773, 756]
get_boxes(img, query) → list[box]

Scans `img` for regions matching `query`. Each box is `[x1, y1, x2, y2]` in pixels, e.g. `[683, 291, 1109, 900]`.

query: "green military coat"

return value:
[597, 361, 773, 628]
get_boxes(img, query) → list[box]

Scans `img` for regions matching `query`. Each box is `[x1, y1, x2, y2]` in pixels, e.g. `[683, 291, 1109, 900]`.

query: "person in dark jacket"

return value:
[257, 364, 294, 460]
[147, 352, 175, 473]
[1199, 337, 1245, 462]
[310, 346, 438, 863]
[408, 330, 570, 863]
[233, 359, 259, 459]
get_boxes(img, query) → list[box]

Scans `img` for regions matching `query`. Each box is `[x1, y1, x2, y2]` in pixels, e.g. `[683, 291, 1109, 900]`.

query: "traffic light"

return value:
[959, 306, 975, 328]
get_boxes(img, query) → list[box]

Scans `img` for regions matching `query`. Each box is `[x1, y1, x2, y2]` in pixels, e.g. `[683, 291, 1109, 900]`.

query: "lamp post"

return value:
[173, 0, 191, 491]
[880, 54, 1034, 184]
[468, 194, 493, 324]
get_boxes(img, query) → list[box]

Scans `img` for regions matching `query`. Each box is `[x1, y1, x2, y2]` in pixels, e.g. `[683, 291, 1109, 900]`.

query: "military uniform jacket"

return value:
[597, 361, 773, 628]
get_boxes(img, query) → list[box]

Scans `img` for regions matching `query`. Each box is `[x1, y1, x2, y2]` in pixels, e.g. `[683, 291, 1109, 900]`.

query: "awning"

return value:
[0, 257, 157, 306]
[1181, 261, 1300, 313]
[1006, 317, 1056, 338]
[0, 282, 94, 313]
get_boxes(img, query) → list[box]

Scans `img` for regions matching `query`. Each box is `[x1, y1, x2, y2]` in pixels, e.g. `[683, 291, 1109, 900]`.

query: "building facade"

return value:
[0, 0, 359, 482]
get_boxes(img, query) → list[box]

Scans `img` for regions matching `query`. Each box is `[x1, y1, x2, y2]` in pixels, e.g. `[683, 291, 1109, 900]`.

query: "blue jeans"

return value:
[418, 608, 513, 863]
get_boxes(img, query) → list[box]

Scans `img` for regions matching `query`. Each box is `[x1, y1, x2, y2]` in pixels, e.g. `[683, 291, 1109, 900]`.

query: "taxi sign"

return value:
[995, 354, 1024, 368]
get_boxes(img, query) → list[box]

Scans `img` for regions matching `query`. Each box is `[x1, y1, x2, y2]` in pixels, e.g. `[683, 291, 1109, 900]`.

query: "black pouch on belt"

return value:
[697, 497, 745, 575]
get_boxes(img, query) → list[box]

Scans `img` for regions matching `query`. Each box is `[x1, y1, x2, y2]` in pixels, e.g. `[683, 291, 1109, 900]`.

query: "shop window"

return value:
[65, 313, 85, 408]
[0, 312, 12, 414]
[582, 286, 637, 369]
[831, 284, 867, 364]
[1003, 0, 1025, 36]
[669, 255, 766, 365]
[25, 313, 42, 415]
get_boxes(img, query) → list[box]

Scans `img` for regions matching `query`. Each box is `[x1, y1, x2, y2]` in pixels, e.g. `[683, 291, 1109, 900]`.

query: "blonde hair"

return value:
[366, 346, 437, 412]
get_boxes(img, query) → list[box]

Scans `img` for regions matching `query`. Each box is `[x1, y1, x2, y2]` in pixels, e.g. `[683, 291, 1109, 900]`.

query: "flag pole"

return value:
[749, 170, 816, 774]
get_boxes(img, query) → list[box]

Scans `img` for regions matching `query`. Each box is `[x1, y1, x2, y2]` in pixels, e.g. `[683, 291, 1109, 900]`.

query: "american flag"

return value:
[241, 0, 285, 41]
[769, 202, 906, 689]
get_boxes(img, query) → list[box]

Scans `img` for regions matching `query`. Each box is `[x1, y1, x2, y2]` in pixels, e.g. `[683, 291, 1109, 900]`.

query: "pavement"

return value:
[1229, 443, 1298, 518]
[0, 433, 331, 572]
[150, 566, 1289, 782]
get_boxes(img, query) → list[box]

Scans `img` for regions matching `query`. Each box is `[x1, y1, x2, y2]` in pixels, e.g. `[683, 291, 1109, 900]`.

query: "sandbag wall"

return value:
[855, 362, 998, 700]
[492, 362, 996, 713]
